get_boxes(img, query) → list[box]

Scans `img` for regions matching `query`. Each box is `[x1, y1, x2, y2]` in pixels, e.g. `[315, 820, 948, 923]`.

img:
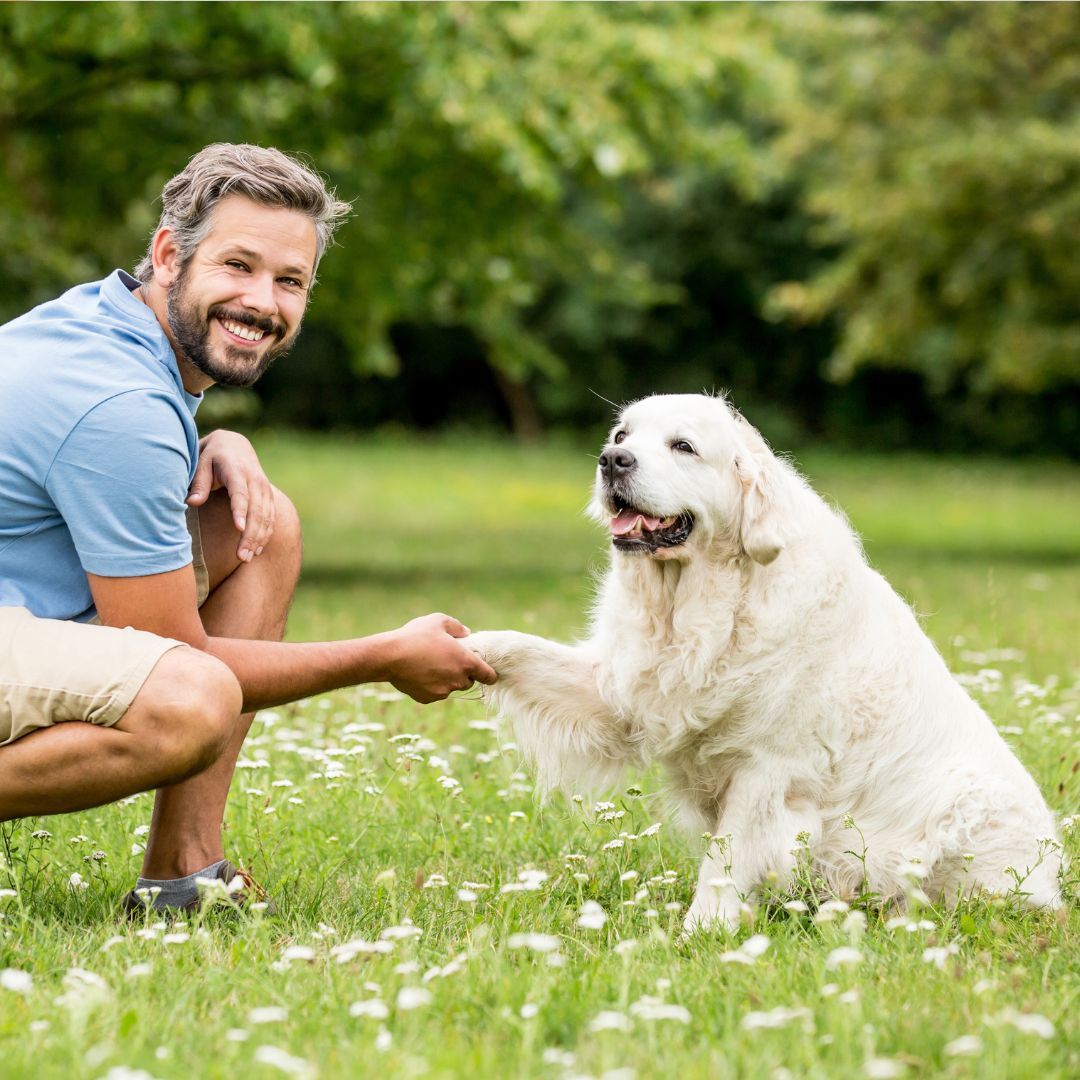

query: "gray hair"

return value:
[134, 143, 351, 283]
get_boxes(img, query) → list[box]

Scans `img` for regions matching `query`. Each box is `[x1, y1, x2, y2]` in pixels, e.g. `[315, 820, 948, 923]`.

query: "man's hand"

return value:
[187, 430, 275, 563]
[383, 613, 499, 704]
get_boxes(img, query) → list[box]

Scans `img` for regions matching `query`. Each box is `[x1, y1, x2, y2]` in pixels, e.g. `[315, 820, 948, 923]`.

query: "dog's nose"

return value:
[598, 447, 636, 480]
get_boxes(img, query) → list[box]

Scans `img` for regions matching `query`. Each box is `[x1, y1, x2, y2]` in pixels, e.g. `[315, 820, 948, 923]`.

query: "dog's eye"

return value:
[613, 430, 628, 444]
[671, 440, 696, 455]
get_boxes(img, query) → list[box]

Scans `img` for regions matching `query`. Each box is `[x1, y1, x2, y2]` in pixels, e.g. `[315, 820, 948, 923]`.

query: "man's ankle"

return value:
[140, 850, 225, 880]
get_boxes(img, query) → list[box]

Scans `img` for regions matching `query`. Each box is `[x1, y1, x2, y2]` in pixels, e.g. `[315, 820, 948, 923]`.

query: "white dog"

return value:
[468, 393, 1063, 930]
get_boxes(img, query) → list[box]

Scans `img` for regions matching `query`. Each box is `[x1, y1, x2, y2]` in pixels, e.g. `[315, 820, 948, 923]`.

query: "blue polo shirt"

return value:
[0, 270, 202, 621]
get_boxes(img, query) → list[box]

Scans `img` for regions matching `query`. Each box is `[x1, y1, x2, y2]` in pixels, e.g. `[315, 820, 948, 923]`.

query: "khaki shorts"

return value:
[0, 508, 211, 746]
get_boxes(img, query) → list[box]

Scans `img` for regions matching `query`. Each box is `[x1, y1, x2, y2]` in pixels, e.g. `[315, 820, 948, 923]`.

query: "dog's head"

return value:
[589, 393, 787, 565]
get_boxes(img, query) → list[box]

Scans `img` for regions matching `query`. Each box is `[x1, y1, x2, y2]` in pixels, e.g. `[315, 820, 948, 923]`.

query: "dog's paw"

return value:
[464, 630, 519, 673]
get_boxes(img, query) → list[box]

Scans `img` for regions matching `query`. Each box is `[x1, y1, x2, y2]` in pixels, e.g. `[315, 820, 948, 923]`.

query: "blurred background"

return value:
[2, 1, 1078, 456]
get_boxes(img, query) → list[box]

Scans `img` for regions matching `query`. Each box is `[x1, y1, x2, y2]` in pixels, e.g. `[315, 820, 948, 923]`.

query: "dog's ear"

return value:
[733, 418, 785, 566]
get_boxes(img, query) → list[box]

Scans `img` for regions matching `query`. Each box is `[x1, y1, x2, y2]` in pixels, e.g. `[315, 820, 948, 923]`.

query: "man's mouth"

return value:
[218, 317, 268, 344]
[608, 494, 694, 553]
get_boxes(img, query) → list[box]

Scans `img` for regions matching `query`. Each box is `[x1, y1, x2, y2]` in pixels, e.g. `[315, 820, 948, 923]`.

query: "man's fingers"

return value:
[469, 656, 498, 685]
[230, 486, 250, 532]
[185, 460, 213, 506]
[442, 616, 469, 638]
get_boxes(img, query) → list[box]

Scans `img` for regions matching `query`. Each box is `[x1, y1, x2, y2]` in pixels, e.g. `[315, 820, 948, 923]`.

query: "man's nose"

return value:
[238, 272, 278, 315]
[598, 446, 636, 481]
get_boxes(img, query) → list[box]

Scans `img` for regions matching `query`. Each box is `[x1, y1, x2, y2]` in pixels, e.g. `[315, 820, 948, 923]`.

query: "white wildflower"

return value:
[252, 1045, 314, 1076]
[508, 933, 561, 953]
[589, 1010, 632, 1032]
[943, 1035, 983, 1057]
[825, 946, 863, 969]
[577, 901, 608, 930]
[380, 922, 421, 941]
[281, 945, 316, 963]
[922, 944, 959, 969]
[350, 999, 390, 1020]
[396, 987, 432, 1011]
[741, 934, 771, 958]
[865, 1058, 906, 1078]
[996, 1008, 1055, 1039]
[742, 1006, 810, 1031]
[249, 1006, 288, 1025]
[629, 997, 691, 1024]
[0, 969, 32, 994]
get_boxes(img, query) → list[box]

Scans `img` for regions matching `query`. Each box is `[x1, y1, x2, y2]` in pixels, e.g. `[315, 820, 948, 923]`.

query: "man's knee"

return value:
[122, 647, 242, 780]
[268, 485, 302, 575]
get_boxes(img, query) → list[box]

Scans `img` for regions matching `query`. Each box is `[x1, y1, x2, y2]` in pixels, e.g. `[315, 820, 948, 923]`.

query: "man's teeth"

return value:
[221, 318, 266, 342]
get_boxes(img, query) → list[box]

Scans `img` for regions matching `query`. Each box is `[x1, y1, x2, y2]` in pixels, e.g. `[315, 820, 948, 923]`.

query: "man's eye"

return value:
[613, 430, 627, 444]
[280, 278, 304, 289]
[671, 440, 696, 455]
[226, 260, 249, 271]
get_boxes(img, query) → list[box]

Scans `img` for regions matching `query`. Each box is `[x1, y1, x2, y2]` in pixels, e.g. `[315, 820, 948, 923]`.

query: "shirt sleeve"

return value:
[45, 389, 196, 577]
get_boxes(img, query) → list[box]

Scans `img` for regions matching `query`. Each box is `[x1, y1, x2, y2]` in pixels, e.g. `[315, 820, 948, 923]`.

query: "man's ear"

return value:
[149, 227, 181, 290]
[732, 416, 786, 566]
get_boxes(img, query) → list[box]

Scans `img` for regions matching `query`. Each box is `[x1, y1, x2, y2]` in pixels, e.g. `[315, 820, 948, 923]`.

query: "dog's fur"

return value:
[468, 394, 1063, 930]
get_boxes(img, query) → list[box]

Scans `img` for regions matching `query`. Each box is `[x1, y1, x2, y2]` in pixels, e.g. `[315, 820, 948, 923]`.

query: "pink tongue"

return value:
[611, 509, 662, 536]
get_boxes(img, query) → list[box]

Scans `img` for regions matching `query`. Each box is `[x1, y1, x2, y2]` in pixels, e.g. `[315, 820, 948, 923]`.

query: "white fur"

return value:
[468, 394, 1063, 931]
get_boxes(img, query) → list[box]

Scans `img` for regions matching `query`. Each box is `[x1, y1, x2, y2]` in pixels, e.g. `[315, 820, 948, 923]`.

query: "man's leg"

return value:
[0, 644, 241, 820]
[138, 487, 302, 879]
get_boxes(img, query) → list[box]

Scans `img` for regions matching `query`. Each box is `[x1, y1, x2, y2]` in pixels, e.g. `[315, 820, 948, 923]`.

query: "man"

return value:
[0, 143, 497, 914]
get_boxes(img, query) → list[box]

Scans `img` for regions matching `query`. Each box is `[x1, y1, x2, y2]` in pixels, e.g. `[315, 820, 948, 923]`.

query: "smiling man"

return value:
[0, 144, 496, 914]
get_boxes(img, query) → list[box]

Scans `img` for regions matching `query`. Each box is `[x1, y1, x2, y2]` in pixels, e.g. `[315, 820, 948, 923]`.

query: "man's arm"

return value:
[87, 567, 497, 708]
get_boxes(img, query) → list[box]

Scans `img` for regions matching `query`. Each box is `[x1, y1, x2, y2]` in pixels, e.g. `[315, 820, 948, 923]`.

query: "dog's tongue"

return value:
[611, 508, 662, 536]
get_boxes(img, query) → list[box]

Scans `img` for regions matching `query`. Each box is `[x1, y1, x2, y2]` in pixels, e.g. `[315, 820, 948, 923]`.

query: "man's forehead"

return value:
[202, 195, 317, 273]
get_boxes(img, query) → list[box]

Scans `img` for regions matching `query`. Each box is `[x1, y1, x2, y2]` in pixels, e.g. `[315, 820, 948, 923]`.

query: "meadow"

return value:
[0, 433, 1076, 1079]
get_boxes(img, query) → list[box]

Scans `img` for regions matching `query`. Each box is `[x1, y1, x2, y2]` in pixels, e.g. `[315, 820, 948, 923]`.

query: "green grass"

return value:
[1, 434, 1077, 1079]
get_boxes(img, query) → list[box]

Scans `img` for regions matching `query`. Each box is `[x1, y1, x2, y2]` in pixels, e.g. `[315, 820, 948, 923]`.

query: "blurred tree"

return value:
[767, 2, 1080, 396]
[2, 2, 1077, 453]
[0, 1, 777, 435]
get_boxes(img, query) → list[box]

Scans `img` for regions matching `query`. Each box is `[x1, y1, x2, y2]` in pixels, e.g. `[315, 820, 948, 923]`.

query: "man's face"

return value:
[164, 196, 318, 389]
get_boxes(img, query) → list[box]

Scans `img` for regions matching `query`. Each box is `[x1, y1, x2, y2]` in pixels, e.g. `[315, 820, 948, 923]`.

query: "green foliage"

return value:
[2, 2, 1078, 446]
[767, 2, 1080, 394]
[0, 2, 763, 379]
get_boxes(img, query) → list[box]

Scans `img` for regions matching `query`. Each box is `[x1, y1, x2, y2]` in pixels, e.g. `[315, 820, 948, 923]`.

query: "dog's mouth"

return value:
[609, 495, 694, 553]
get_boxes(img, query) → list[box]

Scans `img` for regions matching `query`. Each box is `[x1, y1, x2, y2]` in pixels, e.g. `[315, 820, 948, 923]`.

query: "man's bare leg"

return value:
[139, 487, 302, 879]
[0, 648, 240, 821]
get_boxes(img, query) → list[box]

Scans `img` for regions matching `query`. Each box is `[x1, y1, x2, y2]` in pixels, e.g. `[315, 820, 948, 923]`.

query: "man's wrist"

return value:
[361, 628, 402, 684]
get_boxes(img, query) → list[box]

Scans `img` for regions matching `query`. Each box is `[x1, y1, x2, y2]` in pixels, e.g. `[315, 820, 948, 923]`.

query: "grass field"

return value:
[1, 434, 1077, 1079]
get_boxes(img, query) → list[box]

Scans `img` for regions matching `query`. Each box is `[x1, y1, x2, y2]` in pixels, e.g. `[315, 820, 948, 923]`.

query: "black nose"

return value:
[598, 446, 636, 481]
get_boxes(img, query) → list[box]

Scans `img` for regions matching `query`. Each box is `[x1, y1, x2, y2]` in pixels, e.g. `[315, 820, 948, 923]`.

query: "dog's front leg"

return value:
[684, 767, 820, 934]
[467, 630, 633, 795]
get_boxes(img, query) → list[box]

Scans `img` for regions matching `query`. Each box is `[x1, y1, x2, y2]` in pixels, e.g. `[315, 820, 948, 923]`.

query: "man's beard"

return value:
[165, 266, 297, 388]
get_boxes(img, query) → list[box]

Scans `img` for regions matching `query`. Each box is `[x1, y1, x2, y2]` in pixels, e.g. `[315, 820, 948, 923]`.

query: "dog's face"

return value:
[590, 394, 785, 565]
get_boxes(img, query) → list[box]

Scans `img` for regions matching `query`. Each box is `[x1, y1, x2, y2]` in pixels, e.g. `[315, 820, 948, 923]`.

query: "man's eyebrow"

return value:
[222, 247, 311, 278]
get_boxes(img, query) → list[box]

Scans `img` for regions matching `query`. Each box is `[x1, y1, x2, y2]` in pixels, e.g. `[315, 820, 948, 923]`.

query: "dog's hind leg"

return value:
[467, 630, 634, 797]
[684, 769, 821, 933]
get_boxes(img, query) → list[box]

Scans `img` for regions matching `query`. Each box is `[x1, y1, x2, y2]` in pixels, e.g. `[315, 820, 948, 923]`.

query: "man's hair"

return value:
[133, 143, 351, 283]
